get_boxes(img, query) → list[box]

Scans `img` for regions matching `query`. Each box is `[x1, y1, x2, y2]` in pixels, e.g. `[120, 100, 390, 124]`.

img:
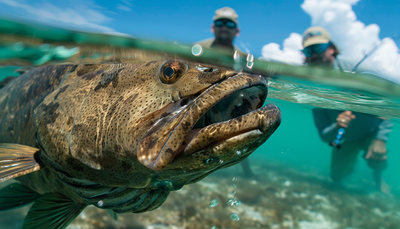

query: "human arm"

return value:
[312, 109, 338, 142]
[366, 119, 394, 160]
[312, 109, 355, 142]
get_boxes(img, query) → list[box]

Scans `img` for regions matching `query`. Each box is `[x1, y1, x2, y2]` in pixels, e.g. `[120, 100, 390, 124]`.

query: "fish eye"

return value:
[203, 156, 219, 165]
[160, 61, 187, 84]
[165, 67, 174, 77]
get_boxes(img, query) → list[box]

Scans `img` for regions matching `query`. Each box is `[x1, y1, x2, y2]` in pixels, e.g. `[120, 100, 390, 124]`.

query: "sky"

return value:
[0, 0, 399, 80]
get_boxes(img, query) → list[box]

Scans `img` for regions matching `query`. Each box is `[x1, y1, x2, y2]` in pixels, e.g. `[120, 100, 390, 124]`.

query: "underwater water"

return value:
[1, 18, 400, 229]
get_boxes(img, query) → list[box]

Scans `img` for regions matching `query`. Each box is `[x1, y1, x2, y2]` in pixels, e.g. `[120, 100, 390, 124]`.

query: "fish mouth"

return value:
[138, 73, 281, 170]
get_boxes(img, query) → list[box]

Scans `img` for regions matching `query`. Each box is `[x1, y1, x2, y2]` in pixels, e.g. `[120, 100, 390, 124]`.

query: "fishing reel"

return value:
[329, 128, 345, 149]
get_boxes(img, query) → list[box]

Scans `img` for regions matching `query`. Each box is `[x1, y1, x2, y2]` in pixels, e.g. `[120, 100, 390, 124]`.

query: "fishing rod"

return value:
[352, 34, 400, 72]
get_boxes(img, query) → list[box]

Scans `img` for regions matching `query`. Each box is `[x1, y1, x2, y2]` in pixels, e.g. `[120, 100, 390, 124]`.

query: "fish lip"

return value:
[138, 73, 273, 170]
[181, 103, 281, 156]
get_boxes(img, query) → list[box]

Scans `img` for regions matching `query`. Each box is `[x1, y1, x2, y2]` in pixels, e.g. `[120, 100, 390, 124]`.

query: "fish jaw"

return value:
[182, 103, 281, 156]
[166, 103, 281, 178]
[137, 73, 281, 171]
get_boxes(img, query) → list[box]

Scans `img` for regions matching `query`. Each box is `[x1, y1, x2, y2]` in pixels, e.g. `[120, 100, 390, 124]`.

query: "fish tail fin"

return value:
[0, 143, 42, 183]
[23, 192, 87, 229]
[0, 183, 42, 211]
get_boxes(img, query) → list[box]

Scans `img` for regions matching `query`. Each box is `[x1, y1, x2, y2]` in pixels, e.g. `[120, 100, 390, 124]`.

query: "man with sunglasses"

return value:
[196, 7, 246, 56]
[303, 26, 393, 194]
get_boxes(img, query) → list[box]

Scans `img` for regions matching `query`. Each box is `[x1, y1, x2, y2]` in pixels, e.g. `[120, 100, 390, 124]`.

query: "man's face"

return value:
[212, 19, 239, 45]
[305, 45, 336, 67]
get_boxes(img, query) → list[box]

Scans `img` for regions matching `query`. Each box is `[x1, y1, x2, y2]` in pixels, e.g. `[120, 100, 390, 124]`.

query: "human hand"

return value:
[365, 139, 387, 160]
[336, 111, 356, 128]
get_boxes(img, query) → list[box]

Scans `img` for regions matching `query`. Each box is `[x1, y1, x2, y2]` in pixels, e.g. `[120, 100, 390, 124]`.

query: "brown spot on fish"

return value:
[94, 69, 123, 91]
[81, 70, 104, 81]
[68, 65, 78, 74]
[67, 116, 74, 126]
[0, 77, 16, 89]
[76, 64, 97, 76]
[41, 102, 60, 124]
[54, 85, 69, 100]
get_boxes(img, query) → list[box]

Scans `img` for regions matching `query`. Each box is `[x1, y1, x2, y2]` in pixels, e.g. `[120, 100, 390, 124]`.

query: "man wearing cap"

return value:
[302, 26, 393, 194]
[196, 7, 246, 55]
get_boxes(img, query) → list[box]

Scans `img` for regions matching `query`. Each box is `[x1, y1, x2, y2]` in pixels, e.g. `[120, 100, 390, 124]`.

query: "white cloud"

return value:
[0, 0, 115, 33]
[117, 4, 131, 12]
[259, 33, 304, 65]
[122, 0, 134, 7]
[260, 0, 400, 82]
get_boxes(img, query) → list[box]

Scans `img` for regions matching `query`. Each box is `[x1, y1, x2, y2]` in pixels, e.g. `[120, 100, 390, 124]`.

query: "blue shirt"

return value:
[312, 108, 393, 143]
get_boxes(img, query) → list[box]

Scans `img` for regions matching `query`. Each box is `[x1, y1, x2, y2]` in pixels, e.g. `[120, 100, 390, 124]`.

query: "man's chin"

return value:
[216, 36, 233, 44]
[306, 59, 332, 67]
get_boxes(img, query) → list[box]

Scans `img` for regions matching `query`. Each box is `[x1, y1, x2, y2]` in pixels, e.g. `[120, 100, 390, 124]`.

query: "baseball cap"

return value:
[213, 7, 239, 24]
[302, 26, 332, 48]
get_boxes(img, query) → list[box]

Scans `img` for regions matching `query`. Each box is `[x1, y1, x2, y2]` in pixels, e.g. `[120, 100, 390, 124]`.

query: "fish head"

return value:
[135, 61, 281, 189]
[34, 60, 280, 189]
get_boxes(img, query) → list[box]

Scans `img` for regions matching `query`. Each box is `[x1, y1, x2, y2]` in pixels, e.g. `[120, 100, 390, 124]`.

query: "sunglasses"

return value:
[303, 42, 332, 57]
[214, 20, 237, 29]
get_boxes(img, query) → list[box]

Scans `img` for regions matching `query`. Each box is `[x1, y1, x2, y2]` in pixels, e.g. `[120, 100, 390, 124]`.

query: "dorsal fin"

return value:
[0, 143, 43, 183]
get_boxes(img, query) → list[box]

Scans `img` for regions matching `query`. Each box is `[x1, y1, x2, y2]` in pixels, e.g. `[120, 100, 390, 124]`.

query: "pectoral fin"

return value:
[107, 209, 119, 221]
[0, 183, 41, 211]
[23, 192, 87, 229]
[0, 143, 42, 183]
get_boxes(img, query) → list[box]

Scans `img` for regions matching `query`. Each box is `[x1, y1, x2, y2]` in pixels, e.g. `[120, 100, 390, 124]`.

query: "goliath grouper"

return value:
[0, 60, 281, 228]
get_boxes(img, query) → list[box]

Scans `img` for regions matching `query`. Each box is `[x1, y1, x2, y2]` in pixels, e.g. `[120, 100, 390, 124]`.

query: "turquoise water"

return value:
[259, 99, 400, 191]
[1, 17, 400, 228]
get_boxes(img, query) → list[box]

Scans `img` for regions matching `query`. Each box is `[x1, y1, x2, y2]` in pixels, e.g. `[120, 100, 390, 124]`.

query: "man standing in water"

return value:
[196, 7, 246, 56]
[302, 26, 393, 193]
[196, 7, 254, 178]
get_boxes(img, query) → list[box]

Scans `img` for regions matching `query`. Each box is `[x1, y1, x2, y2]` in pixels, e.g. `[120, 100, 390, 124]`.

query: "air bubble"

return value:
[227, 197, 236, 206]
[232, 177, 237, 182]
[246, 54, 254, 62]
[209, 199, 219, 208]
[236, 150, 241, 155]
[230, 212, 240, 221]
[97, 200, 104, 207]
[246, 62, 254, 69]
[191, 44, 203, 56]
[233, 51, 239, 60]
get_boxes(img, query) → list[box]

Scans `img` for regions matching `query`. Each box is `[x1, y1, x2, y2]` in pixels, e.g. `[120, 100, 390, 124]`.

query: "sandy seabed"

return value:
[1, 160, 399, 229]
